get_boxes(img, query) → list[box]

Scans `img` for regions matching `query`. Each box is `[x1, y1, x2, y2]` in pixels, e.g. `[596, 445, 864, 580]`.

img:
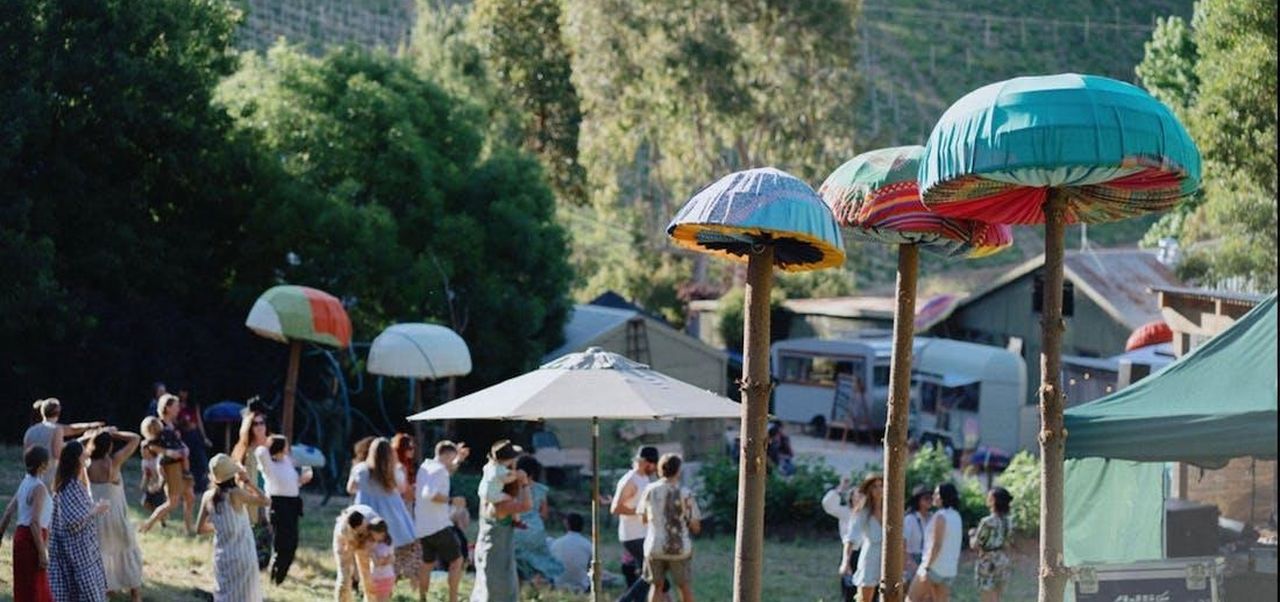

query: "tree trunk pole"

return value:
[590, 417, 602, 602]
[1039, 190, 1069, 602]
[880, 244, 919, 602]
[282, 340, 302, 440]
[733, 246, 775, 602]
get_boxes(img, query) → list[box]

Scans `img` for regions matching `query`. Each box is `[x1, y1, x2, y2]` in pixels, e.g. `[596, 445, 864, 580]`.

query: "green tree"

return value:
[410, 0, 586, 205]
[217, 44, 571, 385]
[561, 0, 862, 312]
[1138, 0, 1277, 290]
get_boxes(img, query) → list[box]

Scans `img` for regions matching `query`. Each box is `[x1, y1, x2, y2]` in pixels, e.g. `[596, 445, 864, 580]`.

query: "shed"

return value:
[541, 301, 731, 461]
[927, 249, 1183, 404]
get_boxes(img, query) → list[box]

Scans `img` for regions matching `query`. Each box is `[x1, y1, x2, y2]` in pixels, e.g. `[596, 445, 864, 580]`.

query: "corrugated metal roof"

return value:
[955, 249, 1183, 331]
[543, 304, 636, 362]
[780, 296, 897, 319]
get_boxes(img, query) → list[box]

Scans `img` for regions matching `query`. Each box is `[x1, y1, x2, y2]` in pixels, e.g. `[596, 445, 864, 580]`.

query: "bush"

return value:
[998, 451, 1040, 533]
[905, 443, 953, 504]
[696, 453, 840, 535]
[957, 476, 989, 529]
[451, 471, 482, 517]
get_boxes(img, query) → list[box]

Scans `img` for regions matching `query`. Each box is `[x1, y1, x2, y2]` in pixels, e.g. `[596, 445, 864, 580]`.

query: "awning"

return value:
[1065, 294, 1277, 467]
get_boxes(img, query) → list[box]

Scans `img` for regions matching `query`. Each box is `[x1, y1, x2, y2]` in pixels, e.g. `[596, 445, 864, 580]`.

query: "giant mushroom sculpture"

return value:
[818, 145, 1012, 602]
[667, 167, 845, 602]
[245, 285, 353, 440]
[918, 74, 1200, 602]
[367, 323, 472, 461]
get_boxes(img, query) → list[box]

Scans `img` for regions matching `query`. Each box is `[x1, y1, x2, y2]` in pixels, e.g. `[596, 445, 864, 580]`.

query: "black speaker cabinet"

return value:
[1165, 498, 1220, 558]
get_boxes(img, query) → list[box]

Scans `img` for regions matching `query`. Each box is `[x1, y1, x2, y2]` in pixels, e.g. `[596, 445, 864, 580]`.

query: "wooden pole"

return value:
[282, 340, 302, 440]
[1039, 190, 1069, 602]
[733, 246, 774, 602]
[590, 417, 602, 602]
[880, 243, 919, 602]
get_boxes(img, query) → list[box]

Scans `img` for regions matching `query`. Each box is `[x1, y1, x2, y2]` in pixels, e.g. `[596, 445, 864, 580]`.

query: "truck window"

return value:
[947, 383, 981, 412]
[778, 354, 863, 387]
[873, 364, 890, 387]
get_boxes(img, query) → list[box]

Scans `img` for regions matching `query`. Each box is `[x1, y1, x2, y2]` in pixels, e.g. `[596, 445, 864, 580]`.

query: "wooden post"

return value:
[733, 246, 774, 602]
[282, 340, 302, 440]
[880, 243, 919, 602]
[1039, 190, 1069, 602]
[590, 417, 602, 602]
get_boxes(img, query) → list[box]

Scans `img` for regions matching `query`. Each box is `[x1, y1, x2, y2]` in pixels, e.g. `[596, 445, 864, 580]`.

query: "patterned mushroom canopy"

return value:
[819, 145, 1012, 258]
[245, 284, 352, 348]
[918, 73, 1201, 225]
[666, 167, 845, 272]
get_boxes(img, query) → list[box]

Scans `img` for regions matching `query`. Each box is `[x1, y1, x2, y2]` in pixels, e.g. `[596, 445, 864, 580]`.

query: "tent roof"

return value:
[1064, 294, 1277, 466]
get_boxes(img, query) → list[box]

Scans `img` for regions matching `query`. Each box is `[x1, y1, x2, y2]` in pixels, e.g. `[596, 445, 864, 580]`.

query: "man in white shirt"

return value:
[415, 440, 469, 602]
[611, 445, 659, 600]
[550, 512, 593, 593]
[637, 453, 701, 602]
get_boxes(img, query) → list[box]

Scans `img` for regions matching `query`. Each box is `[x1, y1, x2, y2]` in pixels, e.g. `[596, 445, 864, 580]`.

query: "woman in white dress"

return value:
[87, 428, 144, 601]
[842, 473, 884, 602]
[195, 454, 270, 602]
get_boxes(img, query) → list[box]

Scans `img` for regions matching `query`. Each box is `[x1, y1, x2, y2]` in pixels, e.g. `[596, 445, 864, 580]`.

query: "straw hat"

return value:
[209, 453, 240, 484]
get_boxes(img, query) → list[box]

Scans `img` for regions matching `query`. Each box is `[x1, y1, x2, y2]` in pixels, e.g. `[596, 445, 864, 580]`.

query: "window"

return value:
[917, 380, 981, 413]
[1032, 275, 1075, 317]
[873, 364, 891, 388]
[779, 354, 865, 387]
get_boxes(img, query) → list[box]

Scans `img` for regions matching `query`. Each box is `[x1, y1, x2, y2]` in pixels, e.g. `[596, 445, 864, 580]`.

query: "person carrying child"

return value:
[478, 440, 524, 522]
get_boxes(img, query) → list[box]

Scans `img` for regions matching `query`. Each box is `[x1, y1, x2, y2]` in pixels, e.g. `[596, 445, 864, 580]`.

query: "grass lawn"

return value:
[0, 445, 1036, 601]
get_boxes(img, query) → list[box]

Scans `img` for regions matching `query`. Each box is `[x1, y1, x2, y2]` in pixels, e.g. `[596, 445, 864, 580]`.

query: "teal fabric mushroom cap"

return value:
[918, 73, 1201, 225]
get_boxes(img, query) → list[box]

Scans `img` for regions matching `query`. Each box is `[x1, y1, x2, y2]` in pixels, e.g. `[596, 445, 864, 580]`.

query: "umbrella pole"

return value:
[282, 340, 302, 440]
[734, 246, 774, 602]
[591, 416, 602, 602]
[413, 378, 426, 464]
[1039, 190, 1069, 602]
[880, 243, 918, 602]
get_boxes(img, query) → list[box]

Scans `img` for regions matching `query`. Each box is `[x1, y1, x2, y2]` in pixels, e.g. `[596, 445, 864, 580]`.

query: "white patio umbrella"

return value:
[407, 346, 741, 602]
[368, 323, 472, 461]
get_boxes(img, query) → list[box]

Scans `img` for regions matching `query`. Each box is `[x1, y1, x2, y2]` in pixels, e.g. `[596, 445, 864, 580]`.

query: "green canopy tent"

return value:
[1062, 293, 1277, 565]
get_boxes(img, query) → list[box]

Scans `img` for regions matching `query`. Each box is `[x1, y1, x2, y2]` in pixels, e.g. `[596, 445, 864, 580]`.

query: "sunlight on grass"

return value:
[0, 446, 1034, 601]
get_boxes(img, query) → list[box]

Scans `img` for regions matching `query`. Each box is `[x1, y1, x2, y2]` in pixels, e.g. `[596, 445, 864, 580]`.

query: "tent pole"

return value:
[1039, 190, 1069, 602]
[880, 243, 919, 602]
[591, 416, 602, 602]
[282, 340, 302, 440]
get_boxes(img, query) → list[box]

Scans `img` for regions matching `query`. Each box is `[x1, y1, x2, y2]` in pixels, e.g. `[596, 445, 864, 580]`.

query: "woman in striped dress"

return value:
[196, 454, 269, 602]
[49, 440, 110, 602]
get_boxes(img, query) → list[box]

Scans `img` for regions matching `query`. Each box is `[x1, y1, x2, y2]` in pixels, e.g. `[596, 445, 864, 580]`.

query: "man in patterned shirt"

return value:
[637, 453, 701, 602]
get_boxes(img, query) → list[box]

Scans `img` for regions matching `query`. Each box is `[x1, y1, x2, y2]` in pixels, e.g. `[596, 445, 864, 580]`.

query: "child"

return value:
[138, 417, 167, 517]
[447, 496, 471, 570]
[366, 518, 396, 602]
[478, 440, 521, 518]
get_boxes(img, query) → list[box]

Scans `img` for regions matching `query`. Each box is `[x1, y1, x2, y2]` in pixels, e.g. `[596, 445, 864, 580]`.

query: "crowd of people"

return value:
[823, 474, 1017, 602]
[4, 391, 1008, 602]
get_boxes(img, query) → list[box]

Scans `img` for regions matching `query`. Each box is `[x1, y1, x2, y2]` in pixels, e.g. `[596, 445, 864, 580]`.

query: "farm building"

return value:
[539, 298, 732, 463]
[925, 249, 1183, 405]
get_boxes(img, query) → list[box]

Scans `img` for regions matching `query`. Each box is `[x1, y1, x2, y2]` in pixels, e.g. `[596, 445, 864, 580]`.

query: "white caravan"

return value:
[770, 335, 1033, 454]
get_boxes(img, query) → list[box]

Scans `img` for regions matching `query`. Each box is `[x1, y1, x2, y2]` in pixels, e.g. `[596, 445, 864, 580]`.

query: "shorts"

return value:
[420, 528, 462, 565]
[643, 555, 691, 589]
[370, 574, 395, 597]
[394, 542, 422, 579]
[923, 567, 954, 587]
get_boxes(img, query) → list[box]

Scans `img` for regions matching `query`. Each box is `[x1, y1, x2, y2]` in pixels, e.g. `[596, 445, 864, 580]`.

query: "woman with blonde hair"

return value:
[23, 398, 104, 491]
[230, 411, 270, 521]
[841, 473, 885, 602]
[348, 437, 420, 593]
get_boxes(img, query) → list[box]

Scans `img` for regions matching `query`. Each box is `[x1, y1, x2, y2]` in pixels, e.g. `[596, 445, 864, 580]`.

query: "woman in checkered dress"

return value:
[49, 440, 109, 602]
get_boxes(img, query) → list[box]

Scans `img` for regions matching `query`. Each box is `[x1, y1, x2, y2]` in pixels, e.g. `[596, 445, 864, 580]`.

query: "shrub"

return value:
[957, 476, 989, 528]
[696, 453, 840, 535]
[904, 443, 953, 506]
[451, 471, 482, 517]
[998, 451, 1041, 533]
